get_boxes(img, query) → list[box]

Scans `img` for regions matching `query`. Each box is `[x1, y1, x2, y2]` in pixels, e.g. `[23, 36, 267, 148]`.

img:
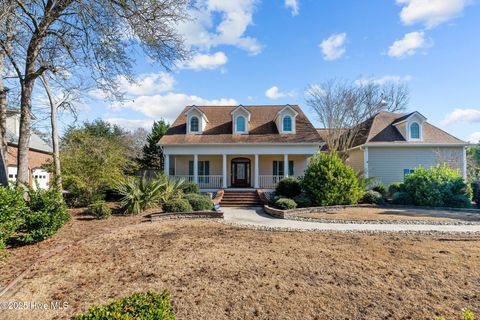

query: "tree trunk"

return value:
[0, 53, 8, 186]
[41, 75, 62, 189]
[16, 79, 34, 186]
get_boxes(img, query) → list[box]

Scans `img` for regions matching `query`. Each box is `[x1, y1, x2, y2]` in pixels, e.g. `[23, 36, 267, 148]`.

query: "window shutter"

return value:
[289, 161, 294, 176]
[279, 161, 284, 176]
[189, 161, 194, 176]
[205, 161, 210, 176]
[273, 161, 277, 176]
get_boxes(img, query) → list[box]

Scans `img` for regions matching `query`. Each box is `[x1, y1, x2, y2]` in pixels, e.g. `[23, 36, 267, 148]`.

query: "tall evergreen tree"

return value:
[140, 120, 169, 170]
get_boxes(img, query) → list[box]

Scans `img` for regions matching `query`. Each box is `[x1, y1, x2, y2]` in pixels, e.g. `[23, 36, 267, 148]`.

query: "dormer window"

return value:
[410, 122, 420, 139]
[283, 116, 292, 132]
[190, 116, 199, 132]
[236, 116, 246, 133]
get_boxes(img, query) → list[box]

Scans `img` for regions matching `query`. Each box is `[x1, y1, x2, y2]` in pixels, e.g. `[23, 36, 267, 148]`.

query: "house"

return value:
[159, 105, 323, 190]
[159, 106, 468, 191]
[5, 109, 52, 189]
[342, 111, 468, 186]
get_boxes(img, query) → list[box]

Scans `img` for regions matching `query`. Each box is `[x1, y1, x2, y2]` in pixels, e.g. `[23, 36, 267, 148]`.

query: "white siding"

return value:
[345, 149, 364, 174]
[368, 147, 464, 186]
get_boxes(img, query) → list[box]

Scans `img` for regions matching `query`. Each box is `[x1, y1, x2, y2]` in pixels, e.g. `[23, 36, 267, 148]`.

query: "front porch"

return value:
[164, 154, 308, 190]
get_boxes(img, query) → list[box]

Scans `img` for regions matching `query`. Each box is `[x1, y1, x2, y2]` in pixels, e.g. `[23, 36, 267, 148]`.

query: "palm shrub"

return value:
[0, 187, 28, 249]
[302, 152, 364, 206]
[76, 290, 175, 320]
[86, 201, 112, 219]
[158, 178, 185, 205]
[275, 177, 302, 198]
[403, 165, 472, 208]
[184, 193, 212, 211]
[21, 188, 70, 244]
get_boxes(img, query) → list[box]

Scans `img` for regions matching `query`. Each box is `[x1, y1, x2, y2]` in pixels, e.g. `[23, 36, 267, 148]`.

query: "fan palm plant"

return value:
[115, 174, 167, 214]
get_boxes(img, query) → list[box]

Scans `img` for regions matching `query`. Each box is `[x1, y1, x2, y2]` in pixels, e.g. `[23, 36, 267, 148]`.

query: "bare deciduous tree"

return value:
[305, 78, 409, 155]
[0, 0, 190, 185]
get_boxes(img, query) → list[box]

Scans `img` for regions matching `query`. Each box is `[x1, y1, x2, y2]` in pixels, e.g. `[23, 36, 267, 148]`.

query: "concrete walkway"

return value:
[222, 207, 480, 233]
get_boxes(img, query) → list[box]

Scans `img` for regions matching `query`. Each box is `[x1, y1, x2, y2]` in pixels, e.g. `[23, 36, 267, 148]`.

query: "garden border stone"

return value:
[150, 210, 223, 221]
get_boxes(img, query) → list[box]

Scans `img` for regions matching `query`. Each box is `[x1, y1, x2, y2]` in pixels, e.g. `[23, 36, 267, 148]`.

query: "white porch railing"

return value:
[259, 175, 284, 189]
[170, 175, 223, 189]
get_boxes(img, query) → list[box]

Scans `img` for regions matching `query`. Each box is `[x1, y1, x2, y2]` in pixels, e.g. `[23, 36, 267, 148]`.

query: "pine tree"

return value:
[140, 120, 170, 169]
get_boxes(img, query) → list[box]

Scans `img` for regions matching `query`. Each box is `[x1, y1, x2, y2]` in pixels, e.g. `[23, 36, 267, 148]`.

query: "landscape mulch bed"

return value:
[1, 218, 480, 320]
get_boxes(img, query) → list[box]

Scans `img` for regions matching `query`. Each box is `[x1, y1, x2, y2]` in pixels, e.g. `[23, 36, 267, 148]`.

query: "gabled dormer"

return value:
[185, 106, 209, 135]
[274, 104, 298, 134]
[231, 105, 251, 135]
[392, 111, 427, 141]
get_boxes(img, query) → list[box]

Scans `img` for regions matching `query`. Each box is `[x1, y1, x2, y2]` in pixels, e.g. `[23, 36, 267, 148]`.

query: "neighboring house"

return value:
[341, 111, 468, 186]
[159, 105, 323, 190]
[5, 109, 52, 189]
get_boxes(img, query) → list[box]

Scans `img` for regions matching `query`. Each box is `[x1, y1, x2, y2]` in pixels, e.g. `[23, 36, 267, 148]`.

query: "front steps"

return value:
[220, 190, 263, 207]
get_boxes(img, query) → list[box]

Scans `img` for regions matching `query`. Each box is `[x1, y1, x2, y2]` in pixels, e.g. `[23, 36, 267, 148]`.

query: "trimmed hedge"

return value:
[275, 177, 302, 199]
[86, 201, 112, 219]
[275, 198, 297, 210]
[162, 198, 193, 213]
[293, 194, 312, 208]
[403, 166, 472, 208]
[362, 190, 385, 205]
[388, 182, 404, 197]
[302, 152, 364, 206]
[76, 290, 175, 320]
[0, 187, 28, 249]
[184, 193, 212, 211]
[21, 188, 70, 244]
[392, 192, 413, 205]
[472, 181, 480, 208]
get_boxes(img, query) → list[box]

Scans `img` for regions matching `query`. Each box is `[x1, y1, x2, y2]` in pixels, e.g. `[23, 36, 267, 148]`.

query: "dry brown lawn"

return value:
[1, 211, 480, 320]
[296, 207, 480, 223]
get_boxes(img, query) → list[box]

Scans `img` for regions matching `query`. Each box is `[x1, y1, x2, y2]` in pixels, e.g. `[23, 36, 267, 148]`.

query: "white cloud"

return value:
[112, 93, 238, 123]
[396, 0, 472, 29]
[285, 0, 299, 16]
[118, 72, 175, 96]
[105, 118, 155, 131]
[319, 33, 347, 61]
[265, 86, 296, 100]
[441, 108, 480, 125]
[179, 0, 262, 55]
[388, 31, 431, 58]
[180, 51, 228, 70]
[355, 75, 413, 86]
[468, 132, 480, 143]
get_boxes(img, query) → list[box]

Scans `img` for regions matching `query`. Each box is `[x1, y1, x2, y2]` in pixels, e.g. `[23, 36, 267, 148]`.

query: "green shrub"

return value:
[86, 201, 112, 219]
[21, 188, 70, 244]
[182, 182, 200, 195]
[76, 290, 175, 320]
[362, 190, 385, 205]
[63, 175, 104, 207]
[388, 182, 405, 197]
[403, 165, 472, 208]
[472, 181, 480, 208]
[293, 194, 312, 208]
[392, 192, 413, 205]
[275, 177, 302, 199]
[302, 152, 364, 206]
[364, 178, 387, 197]
[184, 193, 212, 211]
[162, 198, 192, 213]
[274, 198, 297, 210]
[446, 195, 472, 208]
[0, 187, 27, 249]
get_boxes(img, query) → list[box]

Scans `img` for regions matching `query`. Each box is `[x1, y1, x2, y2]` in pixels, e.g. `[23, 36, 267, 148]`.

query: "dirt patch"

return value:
[1, 219, 479, 320]
[0, 204, 150, 289]
[296, 207, 480, 223]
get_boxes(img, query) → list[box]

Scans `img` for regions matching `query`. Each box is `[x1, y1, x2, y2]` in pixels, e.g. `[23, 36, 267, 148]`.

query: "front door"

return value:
[231, 158, 251, 187]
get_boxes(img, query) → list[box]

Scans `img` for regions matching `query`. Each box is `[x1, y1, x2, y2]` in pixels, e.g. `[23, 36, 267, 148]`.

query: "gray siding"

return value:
[368, 147, 464, 186]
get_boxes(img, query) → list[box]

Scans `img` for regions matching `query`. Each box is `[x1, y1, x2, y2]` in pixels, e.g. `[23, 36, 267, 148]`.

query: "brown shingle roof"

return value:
[159, 105, 323, 145]
[350, 111, 467, 147]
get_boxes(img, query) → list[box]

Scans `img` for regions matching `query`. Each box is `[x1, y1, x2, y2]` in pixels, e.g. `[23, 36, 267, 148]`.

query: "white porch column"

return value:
[463, 146, 467, 180]
[363, 147, 369, 179]
[284, 154, 289, 177]
[164, 154, 170, 176]
[254, 154, 259, 188]
[222, 154, 227, 189]
[193, 154, 198, 184]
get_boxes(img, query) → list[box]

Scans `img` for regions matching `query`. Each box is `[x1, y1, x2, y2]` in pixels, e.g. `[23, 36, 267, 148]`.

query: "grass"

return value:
[1, 206, 479, 319]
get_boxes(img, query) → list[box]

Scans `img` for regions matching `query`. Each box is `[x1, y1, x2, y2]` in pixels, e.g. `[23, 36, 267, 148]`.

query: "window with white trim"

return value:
[283, 116, 292, 132]
[190, 116, 199, 132]
[410, 122, 420, 139]
[403, 168, 415, 177]
[236, 116, 246, 133]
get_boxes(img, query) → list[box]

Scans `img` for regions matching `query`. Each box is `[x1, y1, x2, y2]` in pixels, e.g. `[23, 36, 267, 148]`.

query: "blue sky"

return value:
[75, 0, 480, 142]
